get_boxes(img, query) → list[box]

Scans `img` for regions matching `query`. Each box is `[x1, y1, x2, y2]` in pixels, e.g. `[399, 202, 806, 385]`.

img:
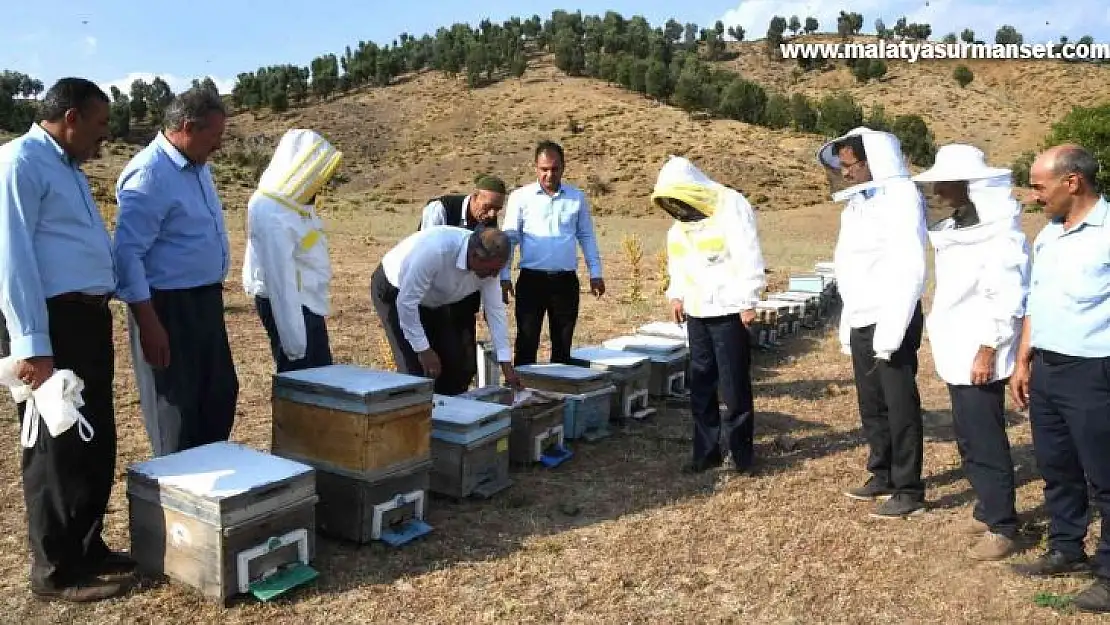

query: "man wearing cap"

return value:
[501, 140, 605, 365]
[417, 175, 507, 390]
[816, 127, 929, 519]
[1008, 144, 1110, 613]
[912, 144, 1030, 560]
[651, 155, 766, 474]
[371, 225, 522, 395]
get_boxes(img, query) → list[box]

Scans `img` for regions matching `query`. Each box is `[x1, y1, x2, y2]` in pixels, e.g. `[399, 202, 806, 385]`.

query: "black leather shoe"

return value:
[90, 551, 138, 575]
[1074, 578, 1110, 613]
[1010, 549, 1090, 577]
[683, 454, 723, 474]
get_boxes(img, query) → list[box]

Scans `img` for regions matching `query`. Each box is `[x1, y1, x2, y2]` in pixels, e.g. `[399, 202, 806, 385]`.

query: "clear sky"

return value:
[3, 0, 1107, 96]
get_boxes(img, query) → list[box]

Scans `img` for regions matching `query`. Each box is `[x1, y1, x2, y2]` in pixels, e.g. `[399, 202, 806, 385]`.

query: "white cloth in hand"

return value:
[0, 357, 94, 448]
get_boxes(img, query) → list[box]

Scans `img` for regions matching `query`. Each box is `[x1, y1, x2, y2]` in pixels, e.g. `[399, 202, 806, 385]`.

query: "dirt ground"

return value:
[1, 202, 1105, 624]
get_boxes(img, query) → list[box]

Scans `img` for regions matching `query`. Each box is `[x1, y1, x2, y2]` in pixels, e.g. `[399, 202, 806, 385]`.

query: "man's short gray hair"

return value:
[163, 87, 227, 132]
[1052, 144, 1100, 190]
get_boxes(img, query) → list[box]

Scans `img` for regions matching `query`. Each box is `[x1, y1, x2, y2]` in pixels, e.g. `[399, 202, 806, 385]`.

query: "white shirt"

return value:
[419, 196, 471, 229]
[380, 226, 511, 362]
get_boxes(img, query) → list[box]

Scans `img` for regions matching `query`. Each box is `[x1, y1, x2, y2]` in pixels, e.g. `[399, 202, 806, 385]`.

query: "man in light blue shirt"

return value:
[0, 78, 134, 602]
[1009, 144, 1110, 614]
[113, 88, 238, 458]
[500, 140, 605, 365]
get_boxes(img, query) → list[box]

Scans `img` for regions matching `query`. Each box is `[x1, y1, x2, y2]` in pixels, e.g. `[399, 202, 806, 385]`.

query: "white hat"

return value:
[912, 144, 1010, 183]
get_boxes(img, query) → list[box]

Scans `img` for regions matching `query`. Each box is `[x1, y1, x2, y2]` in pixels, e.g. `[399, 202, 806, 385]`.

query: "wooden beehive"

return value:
[126, 442, 318, 605]
[766, 297, 804, 336]
[757, 301, 791, 339]
[429, 394, 512, 499]
[461, 386, 571, 466]
[515, 364, 615, 440]
[515, 363, 611, 395]
[602, 334, 690, 398]
[570, 346, 654, 421]
[314, 460, 433, 546]
[770, 291, 821, 328]
[270, 364, 434, 477]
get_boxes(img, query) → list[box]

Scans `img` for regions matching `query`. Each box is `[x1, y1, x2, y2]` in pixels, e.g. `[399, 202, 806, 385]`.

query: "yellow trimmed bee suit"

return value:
[654, 156, 766, 317]
[242, 129, 341, 361]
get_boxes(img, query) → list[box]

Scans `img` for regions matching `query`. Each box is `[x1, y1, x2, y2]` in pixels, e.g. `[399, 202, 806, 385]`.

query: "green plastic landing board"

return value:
[249, 562, 318, 602]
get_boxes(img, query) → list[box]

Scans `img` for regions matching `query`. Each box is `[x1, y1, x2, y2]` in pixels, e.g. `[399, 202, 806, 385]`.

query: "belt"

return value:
[521, 268, 575, 277]
[50, 292, 113, 307]
[1034, 349, 1092, 366]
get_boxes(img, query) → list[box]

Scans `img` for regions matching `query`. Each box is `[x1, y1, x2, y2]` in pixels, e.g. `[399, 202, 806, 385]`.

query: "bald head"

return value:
[1029, 143, 1101, 220]
[466, 227, 511, 278]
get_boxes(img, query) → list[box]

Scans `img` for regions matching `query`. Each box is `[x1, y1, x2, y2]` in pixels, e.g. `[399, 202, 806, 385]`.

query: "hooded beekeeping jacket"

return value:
[652, 155, 766, 318]
[819, 128, 927, 359]
[925, 175, 1030, 386]
[242, 129, 342, 361]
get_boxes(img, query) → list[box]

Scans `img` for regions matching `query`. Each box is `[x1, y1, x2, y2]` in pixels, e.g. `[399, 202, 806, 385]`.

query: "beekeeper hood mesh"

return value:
[817, 127, 912, 201]
[257, 129, 343, 206]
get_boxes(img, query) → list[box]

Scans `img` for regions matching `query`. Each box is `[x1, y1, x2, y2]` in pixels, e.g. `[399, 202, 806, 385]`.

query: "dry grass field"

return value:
[1, 44, 1109, 623]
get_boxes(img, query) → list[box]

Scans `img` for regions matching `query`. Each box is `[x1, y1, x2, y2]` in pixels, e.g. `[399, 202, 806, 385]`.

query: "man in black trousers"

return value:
[417, 175, 507, 390]
[816, 128, 929, 519]
[1010, 144, 1110, 614]
[500, 141, 605, 364]
[0, 78, 134, 602]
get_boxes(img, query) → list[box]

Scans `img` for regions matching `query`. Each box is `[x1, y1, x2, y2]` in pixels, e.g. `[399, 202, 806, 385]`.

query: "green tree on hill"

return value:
[891, 114, 937, 166]
[0, 71, 42, 132]
[1044, 103, 1110, 194]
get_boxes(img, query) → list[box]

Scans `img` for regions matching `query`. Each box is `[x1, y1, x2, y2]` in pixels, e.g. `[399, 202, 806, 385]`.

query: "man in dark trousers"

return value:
[816, 127, 929, 520]
[417, 175, 506, 391]
[113, 88, 238, 457]
[501, 141, 605, 364]
[0, 78, 134, 602]
[1009, 144, 1110, 614]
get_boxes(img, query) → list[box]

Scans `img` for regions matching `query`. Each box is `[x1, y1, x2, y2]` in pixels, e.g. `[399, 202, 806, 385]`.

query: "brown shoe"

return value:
[969, 531, 1017, 561]
[958, 516, 989, 536]
[31, 576, 132, 603]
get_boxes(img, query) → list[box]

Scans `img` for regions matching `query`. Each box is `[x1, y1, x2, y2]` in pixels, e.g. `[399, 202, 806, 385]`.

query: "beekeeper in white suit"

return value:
[817, 127, 929, 519]
[243, 129, 342, 373]
[652, 155, 766, 474]
[913, 143, 1030, 560]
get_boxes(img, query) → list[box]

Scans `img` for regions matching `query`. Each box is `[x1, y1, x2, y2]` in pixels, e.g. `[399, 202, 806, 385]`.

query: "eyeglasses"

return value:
[839, 159, 866, 174]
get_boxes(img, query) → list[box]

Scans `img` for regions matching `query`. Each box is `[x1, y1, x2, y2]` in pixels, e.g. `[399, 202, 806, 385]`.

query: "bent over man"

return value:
[371, 225, 521, 393]
[417, 175, 506, 390]
[913, 144, 1030, 560]
[1009, 144, 1110, 614]
[113, 88, 237, 457]
[653, 155, 766, 474]
[0, 78, 133, 602]
[243, 129, 343, 373]
[817, 127, 929, 519]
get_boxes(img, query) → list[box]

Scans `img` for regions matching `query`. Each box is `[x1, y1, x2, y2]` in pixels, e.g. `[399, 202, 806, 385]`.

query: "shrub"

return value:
[953, 65, 974, 88]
